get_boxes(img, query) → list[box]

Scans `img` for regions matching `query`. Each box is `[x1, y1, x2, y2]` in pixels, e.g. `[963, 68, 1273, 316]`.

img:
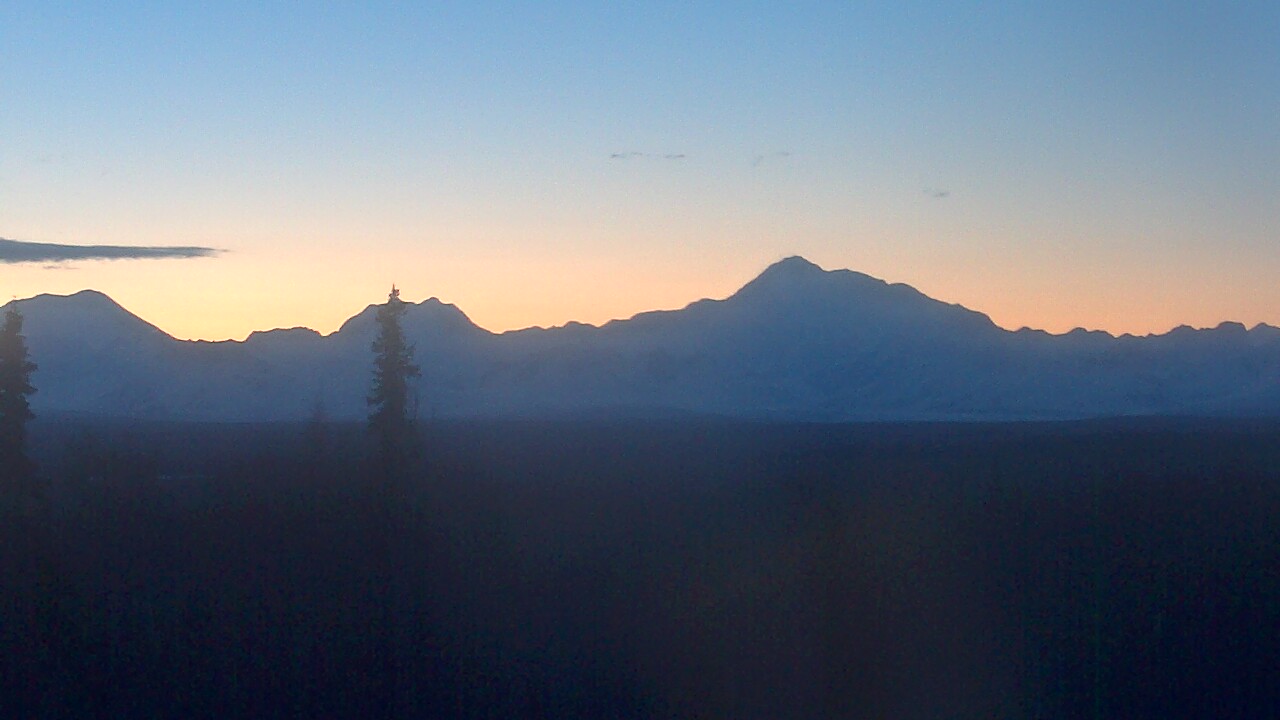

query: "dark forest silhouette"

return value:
[2, 289, 1280, 717]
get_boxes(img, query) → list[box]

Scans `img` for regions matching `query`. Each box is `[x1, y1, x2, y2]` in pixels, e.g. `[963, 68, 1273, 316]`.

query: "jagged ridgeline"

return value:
[7, 257, 1280, 421]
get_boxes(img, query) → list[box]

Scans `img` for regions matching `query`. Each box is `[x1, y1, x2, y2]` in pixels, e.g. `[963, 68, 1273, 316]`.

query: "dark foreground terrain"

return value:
[4, 417, 1280, 718]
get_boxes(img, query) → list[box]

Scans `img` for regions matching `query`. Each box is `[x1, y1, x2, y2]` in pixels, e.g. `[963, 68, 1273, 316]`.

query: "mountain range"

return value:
[8, 256, 1280, 422]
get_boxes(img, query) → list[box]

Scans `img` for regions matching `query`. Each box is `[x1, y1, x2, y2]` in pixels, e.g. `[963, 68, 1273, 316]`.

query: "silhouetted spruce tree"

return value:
[366, 286, 420, 715]
[368, 285, 421, 480]
[0, 304, 47, 720]
[0, 304, 37, 498]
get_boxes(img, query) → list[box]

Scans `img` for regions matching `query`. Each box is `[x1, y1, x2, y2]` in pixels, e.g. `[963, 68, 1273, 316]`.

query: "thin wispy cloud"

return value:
[752, 151, 791, 167]
[0, 237, 222, 264]
[610, 152, 686, 160]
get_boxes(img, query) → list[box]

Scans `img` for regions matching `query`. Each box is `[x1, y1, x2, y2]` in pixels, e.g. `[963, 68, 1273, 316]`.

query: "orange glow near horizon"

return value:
[6, 245, 1280, 342]
[5, 5, 1279, 343]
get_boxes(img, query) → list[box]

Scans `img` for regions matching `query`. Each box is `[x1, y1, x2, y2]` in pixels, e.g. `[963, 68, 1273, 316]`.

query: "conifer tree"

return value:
[0, 304, 37, 490]
[368, 286, 420, 469]
[366, 286, 420, 713]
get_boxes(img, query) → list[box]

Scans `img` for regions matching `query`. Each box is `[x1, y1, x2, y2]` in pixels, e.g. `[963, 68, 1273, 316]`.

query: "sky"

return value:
[2, 2, 1278, 340]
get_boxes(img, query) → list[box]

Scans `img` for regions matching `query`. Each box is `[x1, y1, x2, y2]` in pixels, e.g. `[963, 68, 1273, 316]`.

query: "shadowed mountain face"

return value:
[8, 258, 1280, 421]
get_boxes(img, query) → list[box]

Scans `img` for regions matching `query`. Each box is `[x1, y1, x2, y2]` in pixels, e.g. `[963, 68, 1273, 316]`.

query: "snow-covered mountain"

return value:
[9, 257, 1280, 421]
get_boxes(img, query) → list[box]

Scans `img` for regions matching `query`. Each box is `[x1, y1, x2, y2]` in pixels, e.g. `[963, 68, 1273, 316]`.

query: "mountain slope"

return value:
[8, 258, 1280, 421]
[13, 291, 179, 418]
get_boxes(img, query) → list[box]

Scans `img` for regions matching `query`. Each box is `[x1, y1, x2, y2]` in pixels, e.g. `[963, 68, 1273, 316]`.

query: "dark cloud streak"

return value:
[0, 237, 222, 264]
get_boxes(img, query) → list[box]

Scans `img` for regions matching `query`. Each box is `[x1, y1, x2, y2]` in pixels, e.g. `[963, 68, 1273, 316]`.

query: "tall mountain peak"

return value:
[772, 254, 823, 270]
[756, 255, 826, 280]
[735, 255, 830, 296]
[732, 255, 895, 305]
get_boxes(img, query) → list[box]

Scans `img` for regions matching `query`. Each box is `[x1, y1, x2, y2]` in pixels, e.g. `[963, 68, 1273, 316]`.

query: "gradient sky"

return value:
[3, 2, 1278, 340]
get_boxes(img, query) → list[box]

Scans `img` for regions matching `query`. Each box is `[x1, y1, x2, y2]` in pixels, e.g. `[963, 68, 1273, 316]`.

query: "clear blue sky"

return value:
[3, 2, 1277, 339]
